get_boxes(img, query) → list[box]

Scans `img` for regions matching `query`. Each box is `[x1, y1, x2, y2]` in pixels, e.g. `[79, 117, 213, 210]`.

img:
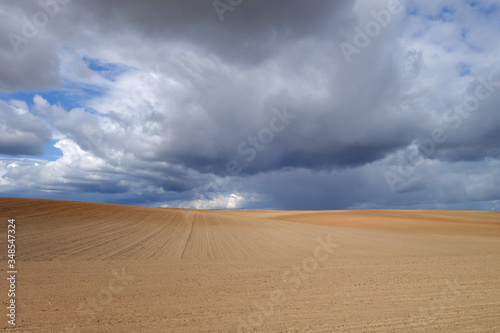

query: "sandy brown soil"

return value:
[1, 197, 500, 332]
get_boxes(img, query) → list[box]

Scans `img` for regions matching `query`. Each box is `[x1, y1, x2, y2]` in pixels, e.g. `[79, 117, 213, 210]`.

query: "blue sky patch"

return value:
[0, 81, 105, 112]
[437, 6, 455, 22]
[458, 62, 471, 76]
[42, 140, 63, 161]
[83, 57, 131, 81]
[467, 0, 498, 18]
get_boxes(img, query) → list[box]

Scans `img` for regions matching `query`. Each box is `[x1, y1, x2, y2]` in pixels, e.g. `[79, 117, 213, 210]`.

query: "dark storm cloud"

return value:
[141, 48, 427, 176]
[0, 0, 499, 210]
[0, 3, 62, 91]
[0, 0, 352, 90]
[238, 159, 500, 210]
[67, 0, 353, 65]
[0, 100, 51, 156]
[1, 0, 419, 174]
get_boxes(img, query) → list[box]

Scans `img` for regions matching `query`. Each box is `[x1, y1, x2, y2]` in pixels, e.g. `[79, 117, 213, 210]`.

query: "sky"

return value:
[0, 0, 499, 210]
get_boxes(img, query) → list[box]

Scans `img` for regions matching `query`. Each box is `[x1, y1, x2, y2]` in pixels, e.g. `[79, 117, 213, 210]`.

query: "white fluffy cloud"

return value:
[166, 193, 258, 210]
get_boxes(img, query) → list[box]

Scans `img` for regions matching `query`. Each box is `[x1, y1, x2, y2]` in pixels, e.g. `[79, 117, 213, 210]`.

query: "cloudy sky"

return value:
[1, 0, 499, 210]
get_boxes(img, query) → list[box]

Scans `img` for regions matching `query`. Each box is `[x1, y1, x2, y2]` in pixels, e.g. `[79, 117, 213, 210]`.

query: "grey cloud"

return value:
[0, 5, 62, 92]
[0, 101, 51, 156]
[414, 72, 500, 163]
[236, 158, 500, 210]
[0, 0, 499, 211]
[64, 0, 353, 66]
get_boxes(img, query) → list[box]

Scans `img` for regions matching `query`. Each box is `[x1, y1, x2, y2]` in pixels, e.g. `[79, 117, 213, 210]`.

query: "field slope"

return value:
[1, 197, 500, 332]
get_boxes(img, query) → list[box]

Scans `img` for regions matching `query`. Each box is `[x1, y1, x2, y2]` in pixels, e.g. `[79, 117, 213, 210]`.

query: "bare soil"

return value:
[1, 197, 499, 332]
